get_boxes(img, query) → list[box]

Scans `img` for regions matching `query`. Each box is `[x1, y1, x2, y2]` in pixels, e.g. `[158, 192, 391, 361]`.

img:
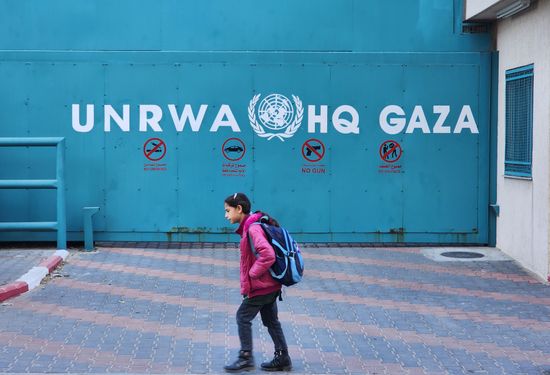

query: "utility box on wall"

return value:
[0, 0, 494, 244]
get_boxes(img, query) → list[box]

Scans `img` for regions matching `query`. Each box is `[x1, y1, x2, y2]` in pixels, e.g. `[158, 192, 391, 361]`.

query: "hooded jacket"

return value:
[236, 212, 281, 298]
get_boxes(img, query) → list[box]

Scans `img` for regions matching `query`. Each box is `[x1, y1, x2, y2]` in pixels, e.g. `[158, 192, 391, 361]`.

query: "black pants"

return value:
[236, 298, 288, 352]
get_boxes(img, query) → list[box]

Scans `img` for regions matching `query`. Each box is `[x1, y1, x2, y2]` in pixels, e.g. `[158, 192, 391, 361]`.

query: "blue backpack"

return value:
[248, 216, 304, 286]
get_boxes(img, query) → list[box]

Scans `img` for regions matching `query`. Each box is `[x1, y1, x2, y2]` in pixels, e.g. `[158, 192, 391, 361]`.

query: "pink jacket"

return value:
[236, 212, 281, 298]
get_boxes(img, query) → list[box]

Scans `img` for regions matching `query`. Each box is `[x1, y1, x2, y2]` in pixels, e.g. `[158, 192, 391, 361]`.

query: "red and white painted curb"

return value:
[0, 250, 69, 302]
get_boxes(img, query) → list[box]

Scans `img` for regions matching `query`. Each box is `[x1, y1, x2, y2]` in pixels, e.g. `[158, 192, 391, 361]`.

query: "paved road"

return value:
[1, 243, 549, 374]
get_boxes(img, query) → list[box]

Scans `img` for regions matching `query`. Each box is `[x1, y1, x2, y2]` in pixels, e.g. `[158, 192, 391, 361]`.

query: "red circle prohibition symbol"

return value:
[301, 138, 326, 163]
[143, 138, 167, 161]
[379, 140, 402, 163]
[222, 138, 246, 161]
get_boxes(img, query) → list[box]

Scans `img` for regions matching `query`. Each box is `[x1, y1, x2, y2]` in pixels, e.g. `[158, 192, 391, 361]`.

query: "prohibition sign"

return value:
[302, 138, 325, 163]
[222, 138, 246, 161]
[379, 140, 402, 163]
[143, 138, 167, 161]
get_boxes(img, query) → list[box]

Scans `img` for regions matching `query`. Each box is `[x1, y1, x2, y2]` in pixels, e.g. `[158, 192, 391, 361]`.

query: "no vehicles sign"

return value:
[221, 138, 247, 177]
[222, 138, 246, 161]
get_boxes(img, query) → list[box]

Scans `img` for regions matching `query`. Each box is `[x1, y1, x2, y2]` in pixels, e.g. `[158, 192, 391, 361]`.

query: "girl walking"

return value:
[223, 193, 292, 373]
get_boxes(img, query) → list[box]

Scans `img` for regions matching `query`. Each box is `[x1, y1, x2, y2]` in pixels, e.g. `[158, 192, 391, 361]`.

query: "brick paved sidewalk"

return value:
[0, 248, 56, 286]
[1, 243, 549, 374]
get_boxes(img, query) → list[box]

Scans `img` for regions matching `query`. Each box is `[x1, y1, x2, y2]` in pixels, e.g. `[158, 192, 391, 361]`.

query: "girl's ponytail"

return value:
[255, 211, 280, 227]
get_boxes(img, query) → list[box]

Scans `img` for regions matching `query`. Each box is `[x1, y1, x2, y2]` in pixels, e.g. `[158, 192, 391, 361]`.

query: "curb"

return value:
[0, 250, 69, 302]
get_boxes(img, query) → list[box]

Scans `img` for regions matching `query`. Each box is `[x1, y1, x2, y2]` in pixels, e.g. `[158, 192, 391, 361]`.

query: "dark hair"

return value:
[224, 192, 251, 214]
[255, 211, 280, 227]
[224, 193, 280, 226]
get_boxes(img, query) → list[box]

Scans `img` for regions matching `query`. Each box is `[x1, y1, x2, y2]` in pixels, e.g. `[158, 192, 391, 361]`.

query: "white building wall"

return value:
[496, 0, 550, 281]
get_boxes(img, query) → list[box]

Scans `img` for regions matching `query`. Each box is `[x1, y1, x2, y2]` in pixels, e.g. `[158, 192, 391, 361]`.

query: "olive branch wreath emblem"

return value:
[248, 94, 304, 141]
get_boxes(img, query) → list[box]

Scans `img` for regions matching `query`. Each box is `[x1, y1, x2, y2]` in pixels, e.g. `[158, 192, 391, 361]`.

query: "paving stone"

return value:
[1, 244, 550, 373]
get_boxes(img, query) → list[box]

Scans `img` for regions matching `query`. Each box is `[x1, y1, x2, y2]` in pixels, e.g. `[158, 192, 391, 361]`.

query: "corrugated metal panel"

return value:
[0, 1, 494, 244]
[0, 1, 491, 52]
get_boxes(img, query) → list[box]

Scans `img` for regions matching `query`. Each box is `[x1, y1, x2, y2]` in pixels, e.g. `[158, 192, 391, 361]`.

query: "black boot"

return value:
[261, 349, 292, 372]
[224, 350, 255, 373]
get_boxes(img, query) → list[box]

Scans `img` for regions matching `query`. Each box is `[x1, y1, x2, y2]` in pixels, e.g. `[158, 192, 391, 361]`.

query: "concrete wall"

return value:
[496, 0, 550, 281]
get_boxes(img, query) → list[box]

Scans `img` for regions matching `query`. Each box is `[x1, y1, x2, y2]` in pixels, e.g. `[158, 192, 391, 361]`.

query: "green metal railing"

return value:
[0, 137, 67, 249]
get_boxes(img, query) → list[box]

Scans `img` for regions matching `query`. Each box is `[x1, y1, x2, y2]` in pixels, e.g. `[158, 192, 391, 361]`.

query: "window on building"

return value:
[505, 64, 534, 178]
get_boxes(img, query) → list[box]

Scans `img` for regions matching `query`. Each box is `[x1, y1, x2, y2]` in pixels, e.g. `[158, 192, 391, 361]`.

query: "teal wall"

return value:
[0, 0, 489, 52]
[0, 1, 495, 244]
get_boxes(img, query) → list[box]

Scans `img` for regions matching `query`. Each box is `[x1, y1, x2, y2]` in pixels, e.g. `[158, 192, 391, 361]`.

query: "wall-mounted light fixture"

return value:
[496, 0, 531, 19]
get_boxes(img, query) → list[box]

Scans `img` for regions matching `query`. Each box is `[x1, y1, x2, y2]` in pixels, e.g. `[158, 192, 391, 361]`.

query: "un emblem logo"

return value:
[258, 94, 294, 130]
[249, 93, 303, 141]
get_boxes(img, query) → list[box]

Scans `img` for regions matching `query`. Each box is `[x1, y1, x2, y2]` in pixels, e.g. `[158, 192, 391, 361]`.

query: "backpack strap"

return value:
[247, 223, 260, 258]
